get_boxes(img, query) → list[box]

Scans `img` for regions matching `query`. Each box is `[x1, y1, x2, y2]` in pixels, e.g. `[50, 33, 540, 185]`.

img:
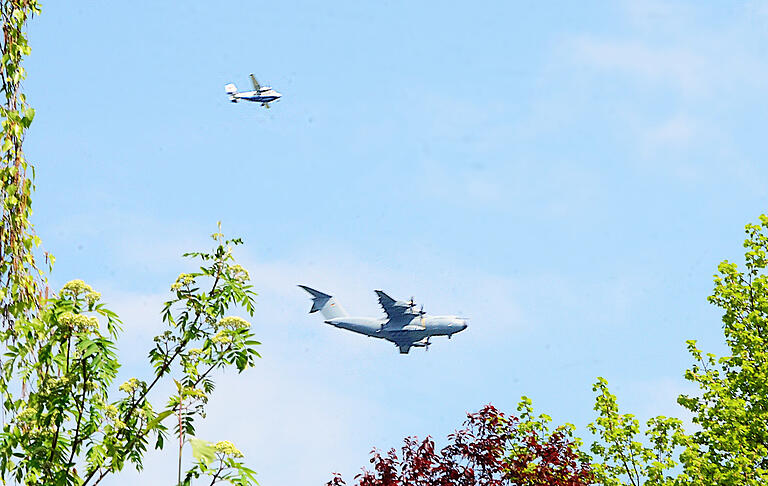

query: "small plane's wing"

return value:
[375, 290, 414, 320]
[398, 343, 412, 354]
[250, 74, 261, 91]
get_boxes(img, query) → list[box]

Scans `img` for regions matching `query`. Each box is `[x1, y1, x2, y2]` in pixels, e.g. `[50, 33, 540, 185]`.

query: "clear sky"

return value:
[22, 0, 768, 484]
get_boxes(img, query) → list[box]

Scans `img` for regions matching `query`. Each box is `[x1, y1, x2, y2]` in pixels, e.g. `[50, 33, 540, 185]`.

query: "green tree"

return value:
[587, 377, 688, 486]
[0, 3, 261, 484]
[675, 214, 768, 484]
[587, 214, 768, 486]
[0, 231, 262, 485]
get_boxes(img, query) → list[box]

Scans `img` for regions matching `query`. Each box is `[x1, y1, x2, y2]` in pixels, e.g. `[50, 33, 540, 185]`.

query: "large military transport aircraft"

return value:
[299, 285, 468, 354]
[225, 74, 281, 108]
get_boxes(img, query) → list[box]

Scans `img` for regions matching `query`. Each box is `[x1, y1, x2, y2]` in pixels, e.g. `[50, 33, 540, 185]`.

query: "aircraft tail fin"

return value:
[299, 285, 348, 319]
[225, 83, 238, 102]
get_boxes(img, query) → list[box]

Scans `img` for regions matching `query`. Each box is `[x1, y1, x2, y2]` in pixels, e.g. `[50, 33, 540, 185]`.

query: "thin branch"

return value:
[178, 400, 184, 486]
[82, 261, 225, 486]
[208, 460, 225, 486]
[67, 360, 89, 466]
[192, 343, 234, 389]
[605, 416, 637, 486]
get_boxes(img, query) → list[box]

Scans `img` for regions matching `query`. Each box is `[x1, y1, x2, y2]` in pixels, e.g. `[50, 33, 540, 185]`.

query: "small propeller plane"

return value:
[225, 74, 282, 108]
[299, 286, 468, 354]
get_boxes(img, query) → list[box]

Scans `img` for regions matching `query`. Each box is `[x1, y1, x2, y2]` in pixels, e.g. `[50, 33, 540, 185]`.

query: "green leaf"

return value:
[189, 437, 216, 465]
[145, 410, 174, 431]
[20, 107, 34, 128]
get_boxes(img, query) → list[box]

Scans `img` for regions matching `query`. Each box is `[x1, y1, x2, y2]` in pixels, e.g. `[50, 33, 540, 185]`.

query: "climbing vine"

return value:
[0, 0, 46, 327]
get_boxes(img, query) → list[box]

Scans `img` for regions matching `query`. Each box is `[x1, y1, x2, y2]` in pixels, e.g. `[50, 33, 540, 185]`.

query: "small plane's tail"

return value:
[224, 83, 238, 102]
[299, 285, 348, 319]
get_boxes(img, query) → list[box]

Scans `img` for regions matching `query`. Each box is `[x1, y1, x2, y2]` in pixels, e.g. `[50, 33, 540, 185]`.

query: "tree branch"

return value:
[208, 460, 225, 486]
[67, 359, 89, 467]
[82, 263, 225, 486]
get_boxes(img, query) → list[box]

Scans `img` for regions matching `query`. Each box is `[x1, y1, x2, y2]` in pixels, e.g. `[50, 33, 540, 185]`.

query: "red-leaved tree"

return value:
[328, 402, 594, 486]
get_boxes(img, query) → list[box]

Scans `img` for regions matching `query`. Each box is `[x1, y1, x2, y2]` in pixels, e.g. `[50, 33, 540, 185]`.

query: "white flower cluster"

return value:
[229, 264, 250, 283]
[61, 279, 93, 297]
[39, 375, 77, 395]
[214, 440, 243, 457]
[119, 378, 141, 394]
[217, 316, 251, 330]
[16, 407, 36, 423]
[59, 311, 98, 331]
[171, 273, 196, 291]
[211, 331, 233, 345]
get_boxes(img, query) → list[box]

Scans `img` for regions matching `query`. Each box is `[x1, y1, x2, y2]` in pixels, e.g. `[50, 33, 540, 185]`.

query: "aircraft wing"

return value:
[374, 290, 414, 321]
[249, 74, 261, 91]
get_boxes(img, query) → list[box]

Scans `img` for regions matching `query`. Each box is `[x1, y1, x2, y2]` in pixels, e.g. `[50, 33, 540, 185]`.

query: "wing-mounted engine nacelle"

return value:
[412, 337, 431, 349]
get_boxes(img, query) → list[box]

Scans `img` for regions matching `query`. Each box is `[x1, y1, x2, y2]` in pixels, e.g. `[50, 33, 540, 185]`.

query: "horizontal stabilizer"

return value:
[299, 285, 348, 319]
[299, 285, 330, 312]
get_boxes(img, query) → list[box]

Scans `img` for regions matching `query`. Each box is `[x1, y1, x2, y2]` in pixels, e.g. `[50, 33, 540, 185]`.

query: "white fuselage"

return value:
[230, 87, 281, 103]
[324, 315, 468, 343]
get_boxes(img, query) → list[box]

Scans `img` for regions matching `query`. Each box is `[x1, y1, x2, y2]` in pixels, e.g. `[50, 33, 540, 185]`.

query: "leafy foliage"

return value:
[0, 231, 260, 485]
[586, 214, 768, 486]
[0, 0, 48, 327]
[674, 214, 768, 484]
[587, 377, 687, 486]
[182, 439, 257, 485]
[329, 400, 594, 486]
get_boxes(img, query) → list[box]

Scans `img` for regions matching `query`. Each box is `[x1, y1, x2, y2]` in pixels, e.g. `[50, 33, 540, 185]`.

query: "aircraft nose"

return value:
[457, 319, 468, 331]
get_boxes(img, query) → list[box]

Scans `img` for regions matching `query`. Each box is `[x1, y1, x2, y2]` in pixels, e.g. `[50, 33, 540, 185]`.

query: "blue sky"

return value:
[22, 0, 768, 484]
